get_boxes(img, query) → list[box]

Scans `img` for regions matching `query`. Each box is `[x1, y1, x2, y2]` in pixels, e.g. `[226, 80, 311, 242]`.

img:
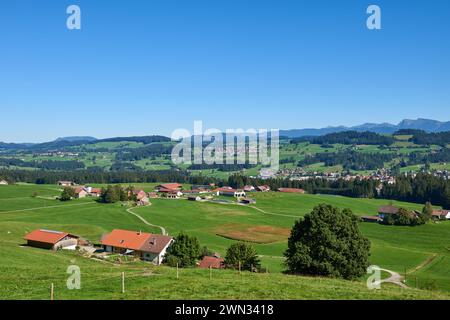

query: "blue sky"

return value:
[0, 0, 449, 142]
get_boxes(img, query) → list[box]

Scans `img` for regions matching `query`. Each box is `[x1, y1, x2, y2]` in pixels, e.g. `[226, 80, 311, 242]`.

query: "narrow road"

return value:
[126, 207, 167, 236]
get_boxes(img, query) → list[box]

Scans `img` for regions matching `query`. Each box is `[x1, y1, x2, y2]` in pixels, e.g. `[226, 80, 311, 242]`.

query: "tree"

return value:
[284, 204, 371, 280]
[224, 242, 260, 272]
[60, 187, 75, 201]
[164, 233, 201, 268]
[100, 185, 120, 203]
[422, 202, 433, 222]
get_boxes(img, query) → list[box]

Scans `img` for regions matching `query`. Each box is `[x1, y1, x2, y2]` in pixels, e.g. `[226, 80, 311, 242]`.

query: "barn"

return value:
[24, 229, 79, 250]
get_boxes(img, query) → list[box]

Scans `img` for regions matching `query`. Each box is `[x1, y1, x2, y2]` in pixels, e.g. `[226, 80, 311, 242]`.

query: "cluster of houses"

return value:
[361, 205, 450, 223]
[23, 228, 224, 268]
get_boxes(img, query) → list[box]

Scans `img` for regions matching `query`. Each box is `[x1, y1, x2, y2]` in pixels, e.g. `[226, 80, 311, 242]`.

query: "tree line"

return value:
[291, 131, 395, 146]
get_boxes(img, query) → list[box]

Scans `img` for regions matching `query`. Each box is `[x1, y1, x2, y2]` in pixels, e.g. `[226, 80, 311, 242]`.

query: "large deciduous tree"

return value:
[164, 232, 202, 268]
[284, 204, 371, 280]
[224, 242, 261, 272]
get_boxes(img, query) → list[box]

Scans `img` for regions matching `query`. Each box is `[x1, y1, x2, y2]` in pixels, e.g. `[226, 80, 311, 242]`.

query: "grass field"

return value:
[1, 184, 449, 299]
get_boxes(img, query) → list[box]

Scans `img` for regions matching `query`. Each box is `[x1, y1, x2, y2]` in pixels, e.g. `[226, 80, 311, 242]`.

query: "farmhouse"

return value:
[243, 185, 255, 192]
[74, 187, 87, 198]
[156, 183, 183, 192]
[58, 180, 75, 187]
[24, 229, 79, 250]
[378, 205, 418, 219]
[87, 187, 102, 197]
[256, 185, 271, 192]
[101, 229, 174, 265]
[361, 215, 382, 223]
[377, 205, 400, 219]
[137, 196, 151, 206]
[198, 256, 224, 269]
[432, 209, 450, 220]
[215, 187, 246, 198]
[278, 188, 306, 194]
[132, 189, 147, 200]
[0, 180, 8, 185]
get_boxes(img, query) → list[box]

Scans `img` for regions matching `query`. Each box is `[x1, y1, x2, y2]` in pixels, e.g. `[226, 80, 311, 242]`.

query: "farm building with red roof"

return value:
[199, 256, 224, 269]
[101, 229, 174, 265]
[24, 229, 79, 250]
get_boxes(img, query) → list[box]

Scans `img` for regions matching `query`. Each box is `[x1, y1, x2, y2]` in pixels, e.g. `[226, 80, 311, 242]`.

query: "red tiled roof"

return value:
[199, 256, 224, 269]
[101, 229, 151, 251]
[24, 229, 77, 244]
[378, 206, 400, 215]
[101, 229, 173, 253]
[157, 183, 182, 190]
[90, 188, 102, 194]
[432, 209, 450, 217]
[74, 187, 86, 194]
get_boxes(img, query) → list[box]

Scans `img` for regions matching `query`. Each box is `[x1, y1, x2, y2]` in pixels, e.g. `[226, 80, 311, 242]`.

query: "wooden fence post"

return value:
[121, 272, 125, 294]
[177, 263, 179, 279]
[50, 283, 54, 301]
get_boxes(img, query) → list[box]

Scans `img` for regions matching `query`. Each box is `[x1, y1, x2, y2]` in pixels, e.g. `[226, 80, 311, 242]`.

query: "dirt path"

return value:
[379, 268, 409, 288]
[407, 254, 438, 274]
[0, 201, 97, 214]
[126, 207, 167, 235]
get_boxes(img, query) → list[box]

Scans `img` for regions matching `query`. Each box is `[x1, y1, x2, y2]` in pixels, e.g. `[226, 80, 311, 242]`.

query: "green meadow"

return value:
[0, 184, 449, 299]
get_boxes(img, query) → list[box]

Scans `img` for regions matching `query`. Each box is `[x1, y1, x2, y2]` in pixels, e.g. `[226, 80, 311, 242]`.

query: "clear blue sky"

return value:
[1, 0, 449, 142]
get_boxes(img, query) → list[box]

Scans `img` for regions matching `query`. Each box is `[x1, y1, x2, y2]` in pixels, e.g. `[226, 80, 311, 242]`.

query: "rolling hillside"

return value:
[1, 184, 449, 299]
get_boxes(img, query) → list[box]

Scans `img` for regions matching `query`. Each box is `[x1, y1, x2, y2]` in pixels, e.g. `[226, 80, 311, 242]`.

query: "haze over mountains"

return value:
[279, 118, 450, 138]
[1, 118, 449, 149]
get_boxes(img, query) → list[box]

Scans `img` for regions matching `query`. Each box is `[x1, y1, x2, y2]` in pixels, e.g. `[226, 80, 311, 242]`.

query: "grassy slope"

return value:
[1, 184, 450, 299]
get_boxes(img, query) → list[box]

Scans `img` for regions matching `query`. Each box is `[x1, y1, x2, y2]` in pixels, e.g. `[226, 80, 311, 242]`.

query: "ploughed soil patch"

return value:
[214, 223, 291, 244]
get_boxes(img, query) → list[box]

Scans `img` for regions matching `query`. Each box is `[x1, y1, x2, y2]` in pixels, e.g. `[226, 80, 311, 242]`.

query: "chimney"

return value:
[151, 237, 156, 245]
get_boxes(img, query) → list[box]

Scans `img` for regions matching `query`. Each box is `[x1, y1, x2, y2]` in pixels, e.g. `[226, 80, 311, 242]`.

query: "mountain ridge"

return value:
[280, 118, 450, 138]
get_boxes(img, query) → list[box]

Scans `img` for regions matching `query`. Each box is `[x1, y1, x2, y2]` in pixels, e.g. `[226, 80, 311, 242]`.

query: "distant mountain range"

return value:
[1, 118, 449, 150]
[280, 118, 450, 138]
[54, 136, 97, 143]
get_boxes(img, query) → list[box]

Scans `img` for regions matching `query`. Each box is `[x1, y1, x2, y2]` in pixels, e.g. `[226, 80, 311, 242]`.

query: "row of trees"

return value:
[292, 131, 395, 146]
[298, 150, 396, 171]
[380, 173, 450, 209]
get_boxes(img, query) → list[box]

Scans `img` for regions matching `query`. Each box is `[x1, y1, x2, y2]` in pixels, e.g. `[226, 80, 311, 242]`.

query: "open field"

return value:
[0, 184, 449, 299]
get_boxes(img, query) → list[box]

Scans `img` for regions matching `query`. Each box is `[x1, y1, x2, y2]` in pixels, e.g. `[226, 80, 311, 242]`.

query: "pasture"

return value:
[0, 184, 449, 299]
